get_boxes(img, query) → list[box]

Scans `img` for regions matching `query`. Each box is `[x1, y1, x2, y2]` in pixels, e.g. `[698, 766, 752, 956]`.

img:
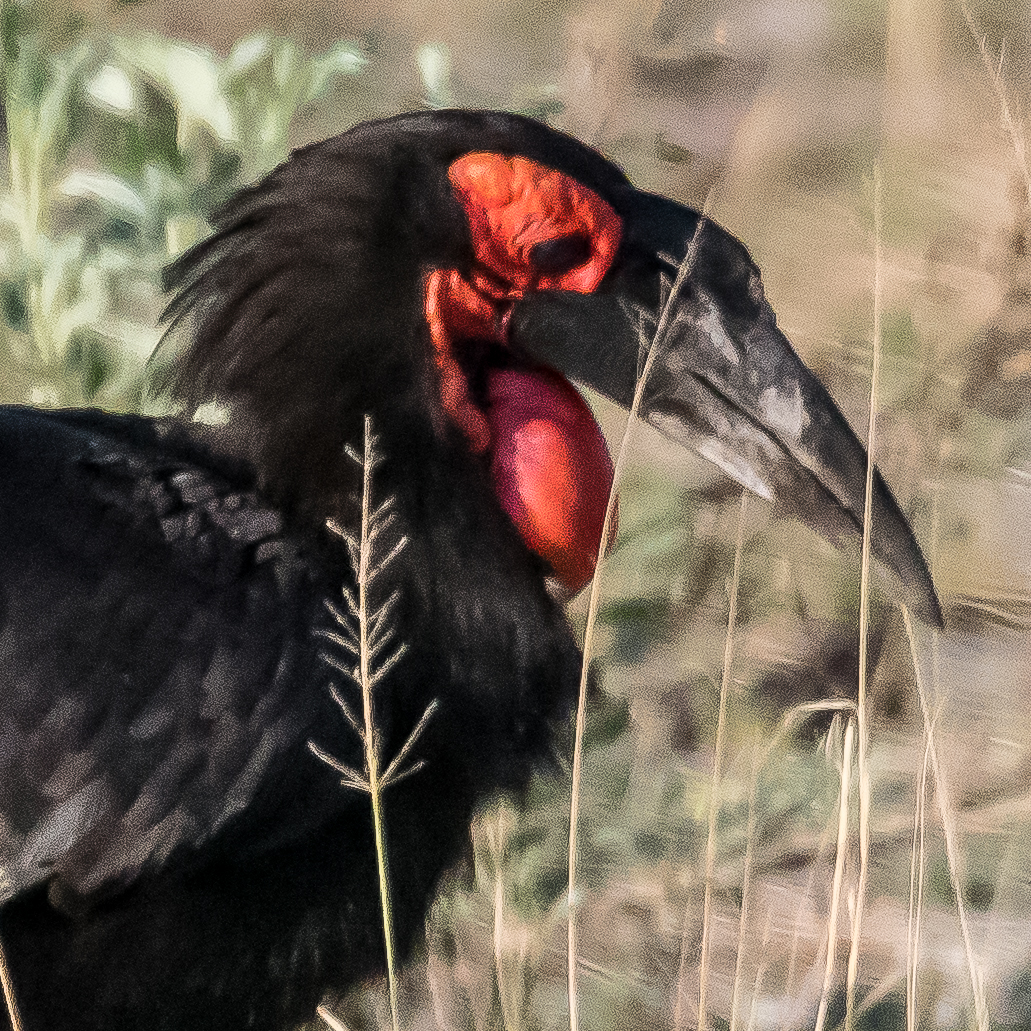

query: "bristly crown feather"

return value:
[159, 127, 470, 525]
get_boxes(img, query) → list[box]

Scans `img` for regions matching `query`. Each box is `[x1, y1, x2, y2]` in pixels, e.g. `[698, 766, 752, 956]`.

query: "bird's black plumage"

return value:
[0, 403, 581, 1029]
[0, 109, 940, 1031]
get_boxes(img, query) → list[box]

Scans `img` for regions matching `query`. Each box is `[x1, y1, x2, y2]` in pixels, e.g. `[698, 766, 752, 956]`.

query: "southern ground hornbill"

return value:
[0, 109, 941, 1030]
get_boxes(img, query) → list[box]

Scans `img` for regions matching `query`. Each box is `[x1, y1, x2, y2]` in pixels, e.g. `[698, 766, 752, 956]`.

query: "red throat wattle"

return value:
[425, 151, 622, 594]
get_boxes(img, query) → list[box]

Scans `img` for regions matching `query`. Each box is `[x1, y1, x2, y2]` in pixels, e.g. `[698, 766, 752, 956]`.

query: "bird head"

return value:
[162, 109, 941, 626]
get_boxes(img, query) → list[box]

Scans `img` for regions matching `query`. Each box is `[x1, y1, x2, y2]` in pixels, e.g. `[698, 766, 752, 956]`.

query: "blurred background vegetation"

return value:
[3, 0, 1031, 1029]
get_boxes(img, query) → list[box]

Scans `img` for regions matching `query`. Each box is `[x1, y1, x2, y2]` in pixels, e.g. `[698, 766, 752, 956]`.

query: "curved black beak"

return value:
[509, 193, 943, 627]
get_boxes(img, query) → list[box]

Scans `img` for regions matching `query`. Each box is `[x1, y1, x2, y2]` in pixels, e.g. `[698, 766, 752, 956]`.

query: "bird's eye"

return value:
[529, 233, 592, 276]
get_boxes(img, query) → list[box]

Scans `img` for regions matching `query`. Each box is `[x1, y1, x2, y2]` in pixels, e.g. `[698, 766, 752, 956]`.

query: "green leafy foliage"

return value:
[0, 5, 367, 409]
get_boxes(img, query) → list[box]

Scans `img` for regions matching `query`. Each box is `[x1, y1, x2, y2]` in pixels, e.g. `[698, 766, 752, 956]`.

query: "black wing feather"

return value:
[0, 407, 334, 902]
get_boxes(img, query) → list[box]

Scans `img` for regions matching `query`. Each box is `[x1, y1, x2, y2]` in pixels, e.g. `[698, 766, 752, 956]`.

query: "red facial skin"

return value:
[485, 366, 615, 594]
[425, 152, 623, 594]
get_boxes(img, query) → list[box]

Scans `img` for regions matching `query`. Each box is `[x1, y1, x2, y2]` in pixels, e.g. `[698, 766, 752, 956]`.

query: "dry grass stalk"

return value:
[844, 161, 885, 1030]
[695, 490, 748, 1031]
[902, 608, 989, 1031]
[961, 2, 1031, 201]
[905, 729, 933, 1031]
[317, 1003, 351, 1031]
[0, 935, 24, 1031]
[780, 817, 835, 1031]
[730, 734, 761, 1031]
[745, 914, 772, 1031]
[814, 718, 855, 1031]
[568, 196, 716, 1031]
[484, 807, 527, 1031]
[765, 700, 856, 1031]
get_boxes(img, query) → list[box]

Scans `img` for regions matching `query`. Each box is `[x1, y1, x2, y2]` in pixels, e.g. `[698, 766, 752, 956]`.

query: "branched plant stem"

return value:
[353, 416, 402, 1031]
[309, 415, 437, 1031]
